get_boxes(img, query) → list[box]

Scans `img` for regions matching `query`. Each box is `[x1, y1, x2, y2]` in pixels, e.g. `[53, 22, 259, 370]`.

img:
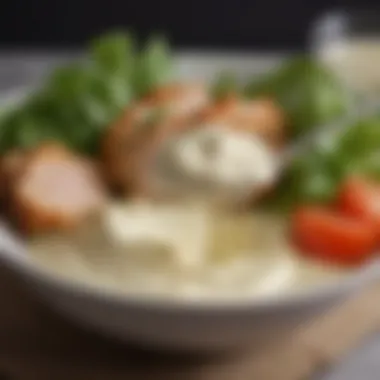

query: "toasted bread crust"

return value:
[199, 97, 286, 147]
[12, 143, 106, 234]
[102, 83, 210, 193]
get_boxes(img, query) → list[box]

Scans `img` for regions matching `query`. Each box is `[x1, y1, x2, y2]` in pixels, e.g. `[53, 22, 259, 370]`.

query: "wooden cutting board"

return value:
[2, 266, 380, 380]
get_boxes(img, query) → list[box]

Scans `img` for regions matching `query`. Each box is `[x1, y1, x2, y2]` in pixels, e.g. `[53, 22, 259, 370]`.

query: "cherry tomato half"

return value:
[292, 206, 377, 267]
[339, 177, 380, 236]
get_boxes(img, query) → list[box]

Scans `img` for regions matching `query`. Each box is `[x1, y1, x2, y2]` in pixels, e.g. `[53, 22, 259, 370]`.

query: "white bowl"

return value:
[0, 53, 379, 351]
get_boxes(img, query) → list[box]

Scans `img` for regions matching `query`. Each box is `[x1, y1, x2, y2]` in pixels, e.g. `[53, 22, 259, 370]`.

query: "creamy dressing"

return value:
[28, 202, 347, 300]
[148, 124, 279, 204]
[104, 202, 210, 269]
[174, 125, 277, 188]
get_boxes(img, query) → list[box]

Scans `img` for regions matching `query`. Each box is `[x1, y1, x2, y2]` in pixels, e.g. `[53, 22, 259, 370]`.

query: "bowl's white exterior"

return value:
[6, 244, 377, 351]
[24, 271, 360, 350]
[0, 53, 378, 351]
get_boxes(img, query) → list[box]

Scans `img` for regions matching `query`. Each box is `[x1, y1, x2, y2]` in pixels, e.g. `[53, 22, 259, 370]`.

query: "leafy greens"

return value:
[0, 31, 173, 155]
[266, 115, 380, 211]
[245, 57, 351, 138]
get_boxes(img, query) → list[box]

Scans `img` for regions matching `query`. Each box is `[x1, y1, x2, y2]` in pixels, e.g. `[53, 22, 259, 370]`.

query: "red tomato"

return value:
[292, 206, 377, 267]
[339, 177, 380, 235]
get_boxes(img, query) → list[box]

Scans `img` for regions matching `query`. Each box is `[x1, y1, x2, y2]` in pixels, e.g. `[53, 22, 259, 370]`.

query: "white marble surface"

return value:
[0, 51, 378, 379]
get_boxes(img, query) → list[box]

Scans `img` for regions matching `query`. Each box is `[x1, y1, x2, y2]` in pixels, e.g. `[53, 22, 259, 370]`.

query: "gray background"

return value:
[0, 53, 378, 380]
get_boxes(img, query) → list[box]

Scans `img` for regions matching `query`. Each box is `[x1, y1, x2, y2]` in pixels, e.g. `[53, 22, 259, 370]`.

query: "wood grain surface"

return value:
[2, 266, 380, 380]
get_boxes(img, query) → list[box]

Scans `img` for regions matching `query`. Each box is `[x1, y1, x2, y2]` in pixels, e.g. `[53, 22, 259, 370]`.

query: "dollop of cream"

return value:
[152, 124, 279, 203]
[177, 125, 276, 183]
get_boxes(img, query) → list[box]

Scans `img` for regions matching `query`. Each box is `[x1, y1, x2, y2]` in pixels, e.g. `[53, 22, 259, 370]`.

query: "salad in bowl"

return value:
[0, 31, 378, 350]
